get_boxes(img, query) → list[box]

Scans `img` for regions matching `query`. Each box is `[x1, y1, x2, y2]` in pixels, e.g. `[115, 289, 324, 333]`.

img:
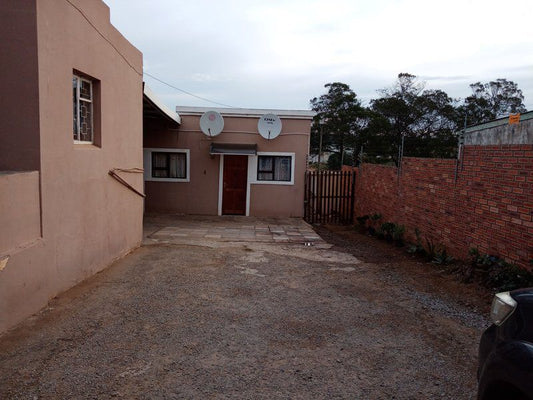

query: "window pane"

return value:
[258, 156, 273, 172]
[152, 153, 168, 178]
[258, 172, 273, 181]
[153, 153, 168, 168]
[73, 77, 78, 140]
[73, 75, 93, 143]
[80, 80, 92, 101]
[79, 100, 92, 142]
[169, 153, 186, 178]
[274, 157, 291, 181]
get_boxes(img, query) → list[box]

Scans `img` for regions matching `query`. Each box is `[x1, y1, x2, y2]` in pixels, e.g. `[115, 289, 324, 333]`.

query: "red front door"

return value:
[222, 155, 248, 215]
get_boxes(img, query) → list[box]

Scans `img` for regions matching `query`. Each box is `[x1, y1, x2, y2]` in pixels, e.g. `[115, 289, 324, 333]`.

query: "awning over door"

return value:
[209, 143, 257, 155]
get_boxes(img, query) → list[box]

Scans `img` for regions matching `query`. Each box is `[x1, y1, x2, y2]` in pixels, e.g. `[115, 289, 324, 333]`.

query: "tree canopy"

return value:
[459, 79, 527, 126]
[310, 82, 366, 167]
[369, 73, 459, 159]
[309, 74, 527, 168]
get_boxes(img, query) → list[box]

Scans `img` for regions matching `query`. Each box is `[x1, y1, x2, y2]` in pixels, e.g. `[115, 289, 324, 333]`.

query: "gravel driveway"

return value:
[0, 218, 489, 399]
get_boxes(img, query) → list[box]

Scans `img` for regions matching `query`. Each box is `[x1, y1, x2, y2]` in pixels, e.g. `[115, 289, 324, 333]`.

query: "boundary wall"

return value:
[354, 145, 533, 268]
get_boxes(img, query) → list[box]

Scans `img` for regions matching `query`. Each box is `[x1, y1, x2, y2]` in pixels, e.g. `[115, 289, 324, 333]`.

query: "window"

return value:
[257, 155, 292, 182]
[73, 75, 93, 143]
[152, 152, 187, 179]
[143, 148, 190, 182]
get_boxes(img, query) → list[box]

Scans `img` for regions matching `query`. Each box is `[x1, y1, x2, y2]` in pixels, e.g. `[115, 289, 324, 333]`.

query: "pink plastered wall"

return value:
[144, 113, 311, 217]
[0, 0, 144, 332]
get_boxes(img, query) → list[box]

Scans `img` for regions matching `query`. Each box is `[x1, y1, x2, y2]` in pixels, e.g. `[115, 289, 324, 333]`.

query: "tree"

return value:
[369, 73, 459, 161]
[459, 79, 527, 126]
[370, 73, 422, 140]
[310, 82, 366, 169]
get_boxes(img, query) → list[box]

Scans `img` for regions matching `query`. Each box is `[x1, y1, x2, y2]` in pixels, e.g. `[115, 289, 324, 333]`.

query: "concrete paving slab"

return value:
[144, 214, 326, 245]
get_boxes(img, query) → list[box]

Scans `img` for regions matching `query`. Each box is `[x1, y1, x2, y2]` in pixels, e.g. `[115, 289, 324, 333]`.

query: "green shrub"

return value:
[425, 237, 454, 265]
[355, 215, 369, 232]
[469, 248, 533, 291]
[432, 248, 454, 265]
[367, 213, 382, 236]
[406, 227, 425, 255]
[379, 222, 396, 241]
[392, 224, 406, 246]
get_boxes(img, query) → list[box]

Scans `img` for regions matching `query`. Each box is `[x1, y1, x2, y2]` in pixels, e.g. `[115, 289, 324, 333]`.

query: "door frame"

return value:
[218, 154, 251, 216]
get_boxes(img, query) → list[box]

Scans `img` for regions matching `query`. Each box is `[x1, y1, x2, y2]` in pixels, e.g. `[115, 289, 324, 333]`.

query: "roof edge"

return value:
[464, 110, 533, 133]
[176, 106, 315, 119]
[143, 84, 181, 125]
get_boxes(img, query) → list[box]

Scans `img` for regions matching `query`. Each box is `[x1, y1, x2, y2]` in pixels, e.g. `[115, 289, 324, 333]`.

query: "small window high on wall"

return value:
[73, 74, 94, 143]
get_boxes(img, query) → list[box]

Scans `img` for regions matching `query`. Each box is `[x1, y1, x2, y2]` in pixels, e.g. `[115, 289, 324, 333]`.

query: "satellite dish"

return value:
[200, 111, 224, 137]
[258, 113, 282, 140]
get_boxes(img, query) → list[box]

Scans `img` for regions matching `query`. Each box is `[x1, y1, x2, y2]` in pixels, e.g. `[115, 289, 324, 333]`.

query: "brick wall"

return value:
[354, 145, 533, 268]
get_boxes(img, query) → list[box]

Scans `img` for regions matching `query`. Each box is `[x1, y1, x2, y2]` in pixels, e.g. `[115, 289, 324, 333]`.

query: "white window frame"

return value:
[73, 75, 94, 144]
[248, 152, 295, 186]
[143, 148, 190, 182]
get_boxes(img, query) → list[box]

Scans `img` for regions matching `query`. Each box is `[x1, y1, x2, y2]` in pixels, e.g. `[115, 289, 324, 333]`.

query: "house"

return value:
[0, 0, 144, 332]
[143, 107, 314, 217]
[0, 0, 314, 334]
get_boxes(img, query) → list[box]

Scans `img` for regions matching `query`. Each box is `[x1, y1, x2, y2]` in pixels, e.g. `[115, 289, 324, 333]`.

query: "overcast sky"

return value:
[104, 0, 532, 111]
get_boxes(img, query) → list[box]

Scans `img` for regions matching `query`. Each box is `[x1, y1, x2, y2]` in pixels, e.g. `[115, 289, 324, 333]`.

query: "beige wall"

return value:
[0, 172, 41, 255]
[144, 114, 311, 217]
[0, 0, 144, 332]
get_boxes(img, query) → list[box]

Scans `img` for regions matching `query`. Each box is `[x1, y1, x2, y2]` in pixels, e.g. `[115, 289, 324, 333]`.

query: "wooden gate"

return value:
[304, 170, 356, 224]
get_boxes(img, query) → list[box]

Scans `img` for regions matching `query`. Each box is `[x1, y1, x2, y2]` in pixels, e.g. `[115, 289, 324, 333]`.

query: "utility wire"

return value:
[65, 0, 142, 76]
[144, 72, 236, 108]
[65, 0, 235, 109]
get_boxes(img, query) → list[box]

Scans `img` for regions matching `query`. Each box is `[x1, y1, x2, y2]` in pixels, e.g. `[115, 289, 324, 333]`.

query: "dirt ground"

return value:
[0, 222, 491, 399]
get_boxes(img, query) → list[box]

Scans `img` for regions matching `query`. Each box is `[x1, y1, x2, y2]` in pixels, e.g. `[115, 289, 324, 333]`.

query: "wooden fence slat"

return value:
[304, 170, 356, 225]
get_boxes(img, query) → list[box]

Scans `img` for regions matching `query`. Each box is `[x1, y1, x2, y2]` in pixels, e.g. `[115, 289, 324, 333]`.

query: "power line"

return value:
[143, 72, 236, 108]
[65, 0, 235, 109]
[65, 0, 142, 76]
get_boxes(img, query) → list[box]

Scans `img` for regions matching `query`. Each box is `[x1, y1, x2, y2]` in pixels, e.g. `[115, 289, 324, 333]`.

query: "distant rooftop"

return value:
[463, 111, 533, 145]
[176, 106, 315, 120]
[464, 110, 533, 133]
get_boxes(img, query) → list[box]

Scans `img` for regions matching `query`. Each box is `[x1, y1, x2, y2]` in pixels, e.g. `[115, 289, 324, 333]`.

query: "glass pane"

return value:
[73, 77, 78, 140]
[274, 157, 291, 181]
[153, 153, 168, 168]
[258, 156, 273, 172]
[80, 80, 92, 101]
[79, 100, 92, 141]
[169, 153, 186, 178]
[258, 172, 273, 181]
[153, 169, 168, 178]
[152, 153, 169, 178]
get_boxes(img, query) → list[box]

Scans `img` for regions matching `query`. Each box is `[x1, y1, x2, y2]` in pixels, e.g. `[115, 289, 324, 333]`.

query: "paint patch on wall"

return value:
[0, 256, 9, 272]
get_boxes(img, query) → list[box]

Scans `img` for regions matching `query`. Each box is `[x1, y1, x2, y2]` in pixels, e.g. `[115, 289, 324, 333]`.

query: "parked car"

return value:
[478, 289, 533, 400]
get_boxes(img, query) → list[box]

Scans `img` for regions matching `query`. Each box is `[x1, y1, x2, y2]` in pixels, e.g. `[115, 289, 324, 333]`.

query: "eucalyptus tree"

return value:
[310, 82, 366, 168]
[459, 79, 527, 126]
[369, 73, 460, 159]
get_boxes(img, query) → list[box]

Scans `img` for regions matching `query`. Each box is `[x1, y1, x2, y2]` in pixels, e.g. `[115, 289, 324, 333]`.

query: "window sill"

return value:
[145, 177, 190, 183]
[74, 141, 100, 149]
[251, 180, 294, 186]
